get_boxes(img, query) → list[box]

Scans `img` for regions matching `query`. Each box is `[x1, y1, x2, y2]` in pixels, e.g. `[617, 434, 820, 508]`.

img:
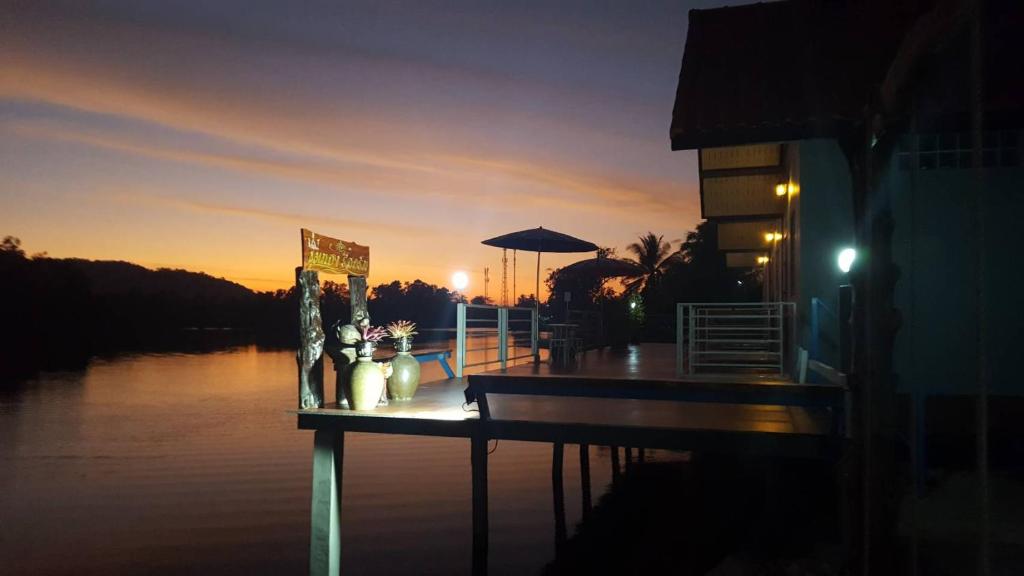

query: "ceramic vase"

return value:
[349, 356, 385, 410]
[387, 337, 420, 400]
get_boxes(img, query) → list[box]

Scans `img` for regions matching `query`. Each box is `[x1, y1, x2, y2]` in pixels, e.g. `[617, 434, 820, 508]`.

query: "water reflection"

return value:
[0, 344, 626, 575]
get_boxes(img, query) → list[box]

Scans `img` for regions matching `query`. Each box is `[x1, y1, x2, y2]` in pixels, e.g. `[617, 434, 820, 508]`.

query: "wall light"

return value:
[764, 231, 783, 242]
[775, 183, 787, 196]
[837, 248, 856, 273]
[756, 256, 769, 264]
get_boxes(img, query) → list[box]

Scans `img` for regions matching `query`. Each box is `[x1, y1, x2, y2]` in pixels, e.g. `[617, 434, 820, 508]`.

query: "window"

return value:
[896, 130, 1020, 171]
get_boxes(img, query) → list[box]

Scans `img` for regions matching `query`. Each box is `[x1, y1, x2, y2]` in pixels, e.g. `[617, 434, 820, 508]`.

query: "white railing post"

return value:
[498, 307, 509, 370]
[687, 304, 695, 375]
[531, 307, 539, 363]
[675, 303, 684, 377]
[456, 302, 467, 378]
[777, 302, 784, 375]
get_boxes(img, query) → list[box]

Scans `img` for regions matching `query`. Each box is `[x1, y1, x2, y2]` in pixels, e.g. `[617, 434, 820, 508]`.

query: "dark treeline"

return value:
[546, 222, 761, 340]
[1, 224, 756, 378]
[0, 237, 462, 380]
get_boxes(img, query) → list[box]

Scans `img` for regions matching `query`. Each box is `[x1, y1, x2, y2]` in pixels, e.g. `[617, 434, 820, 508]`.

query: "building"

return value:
[671, 0, 1022, 399]
[670, 0, 1023, 569]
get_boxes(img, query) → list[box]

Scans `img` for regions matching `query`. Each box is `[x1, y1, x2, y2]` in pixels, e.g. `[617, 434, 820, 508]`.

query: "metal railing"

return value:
[456, 303, 539, 377]
[676, 302, 796, 376]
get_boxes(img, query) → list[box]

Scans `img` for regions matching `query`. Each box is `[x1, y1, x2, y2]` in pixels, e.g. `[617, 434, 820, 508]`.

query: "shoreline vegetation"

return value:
[0, 226, 756, 381]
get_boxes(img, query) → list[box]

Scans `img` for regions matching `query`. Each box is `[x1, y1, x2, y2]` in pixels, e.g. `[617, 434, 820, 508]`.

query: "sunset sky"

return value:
[1, 1, 725, 297]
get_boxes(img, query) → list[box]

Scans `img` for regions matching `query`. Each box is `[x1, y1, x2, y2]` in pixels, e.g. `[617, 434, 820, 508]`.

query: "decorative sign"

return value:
[301, 228, 369, 276]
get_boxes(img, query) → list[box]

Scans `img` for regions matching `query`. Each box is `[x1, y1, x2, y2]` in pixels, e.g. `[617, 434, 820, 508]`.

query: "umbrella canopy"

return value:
[481, 227, 597, 307]
[559, 256, 643, 279]
[481, 227, 598, 253]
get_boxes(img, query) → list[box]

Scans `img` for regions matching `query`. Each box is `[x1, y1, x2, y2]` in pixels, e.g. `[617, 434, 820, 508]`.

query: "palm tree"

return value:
[623, 232, 680, 293]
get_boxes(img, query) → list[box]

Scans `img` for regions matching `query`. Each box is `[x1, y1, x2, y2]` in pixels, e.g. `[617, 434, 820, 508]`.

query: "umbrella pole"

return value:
[535, 251, 541, 313]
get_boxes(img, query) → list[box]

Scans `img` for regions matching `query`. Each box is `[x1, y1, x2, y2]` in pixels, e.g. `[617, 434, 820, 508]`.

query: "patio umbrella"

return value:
[481, 227, 598, 308]
[559, 256, 643, 279]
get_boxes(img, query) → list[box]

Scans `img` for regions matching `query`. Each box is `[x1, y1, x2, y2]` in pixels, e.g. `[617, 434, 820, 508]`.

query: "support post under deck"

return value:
[552, 442, 567, 555]
[310, 430, 343, 576]
[579, 444, 592, 521]
[471, 433, 489, 576]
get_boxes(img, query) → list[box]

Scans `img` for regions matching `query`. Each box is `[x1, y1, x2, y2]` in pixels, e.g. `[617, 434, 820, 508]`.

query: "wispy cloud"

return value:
[107, 191, 436, 236]
[5, 116, 695, 218]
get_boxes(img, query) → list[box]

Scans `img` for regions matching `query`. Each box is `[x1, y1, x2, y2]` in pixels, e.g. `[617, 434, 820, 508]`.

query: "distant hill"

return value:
[56, 258, 257, 302]
[0, 237, 459, 380]
[0, 250, 286, 378]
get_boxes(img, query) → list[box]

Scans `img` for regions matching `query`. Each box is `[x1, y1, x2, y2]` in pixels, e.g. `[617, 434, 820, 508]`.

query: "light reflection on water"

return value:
[0, 342, 642, 575]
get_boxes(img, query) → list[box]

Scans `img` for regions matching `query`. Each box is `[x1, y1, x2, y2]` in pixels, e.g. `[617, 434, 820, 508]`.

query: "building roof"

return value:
[670, 0, 924, 150]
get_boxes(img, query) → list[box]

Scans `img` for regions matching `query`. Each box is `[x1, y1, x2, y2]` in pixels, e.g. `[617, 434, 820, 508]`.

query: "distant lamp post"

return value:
[452, 271, 469, 291]
[837, 248, 856, 273]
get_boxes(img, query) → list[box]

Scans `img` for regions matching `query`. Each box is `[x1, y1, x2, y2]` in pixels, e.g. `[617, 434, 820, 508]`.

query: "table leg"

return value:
[471, 434, 489, 576]
[310, 429, 343, 576]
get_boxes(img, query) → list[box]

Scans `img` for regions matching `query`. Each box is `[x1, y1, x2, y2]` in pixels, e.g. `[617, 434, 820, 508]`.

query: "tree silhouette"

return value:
[623, 232, 680, 294]
[1, 235, 25, 258]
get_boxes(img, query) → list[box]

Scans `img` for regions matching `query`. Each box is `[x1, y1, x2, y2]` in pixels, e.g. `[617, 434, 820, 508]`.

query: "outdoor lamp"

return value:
[837, 248, 856, 273]
[775, 183, 787, 196]
[756, 256, 769, 264]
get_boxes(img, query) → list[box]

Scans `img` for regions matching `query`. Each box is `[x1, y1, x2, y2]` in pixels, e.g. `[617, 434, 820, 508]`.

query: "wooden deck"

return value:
[296, 343, 848, 575]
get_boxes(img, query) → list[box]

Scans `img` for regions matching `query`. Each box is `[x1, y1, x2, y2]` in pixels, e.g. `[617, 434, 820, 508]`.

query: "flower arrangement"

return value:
[359, 325, 388, 343]
[355, 325, 387, 358]
[386, 320, 418, 340]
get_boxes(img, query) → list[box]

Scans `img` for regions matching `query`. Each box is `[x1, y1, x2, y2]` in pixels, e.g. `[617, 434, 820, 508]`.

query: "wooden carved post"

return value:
[297, 267, 326, 409]
[349, 275, 369, 328]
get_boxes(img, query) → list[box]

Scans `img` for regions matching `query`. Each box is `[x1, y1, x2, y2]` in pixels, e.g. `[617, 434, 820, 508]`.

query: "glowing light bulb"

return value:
[775, 183, 787, 196]
[452, 271, 469, 291]
[837, 248, 856, 273]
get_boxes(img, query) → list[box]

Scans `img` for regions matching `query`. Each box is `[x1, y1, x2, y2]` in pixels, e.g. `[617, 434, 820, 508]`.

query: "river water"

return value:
[0, 344, 625, 575]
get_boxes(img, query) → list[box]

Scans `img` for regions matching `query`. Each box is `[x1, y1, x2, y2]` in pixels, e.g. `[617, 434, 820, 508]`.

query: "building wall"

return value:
[887, 143, 1024, 396]
[794, 139, 855, 369]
